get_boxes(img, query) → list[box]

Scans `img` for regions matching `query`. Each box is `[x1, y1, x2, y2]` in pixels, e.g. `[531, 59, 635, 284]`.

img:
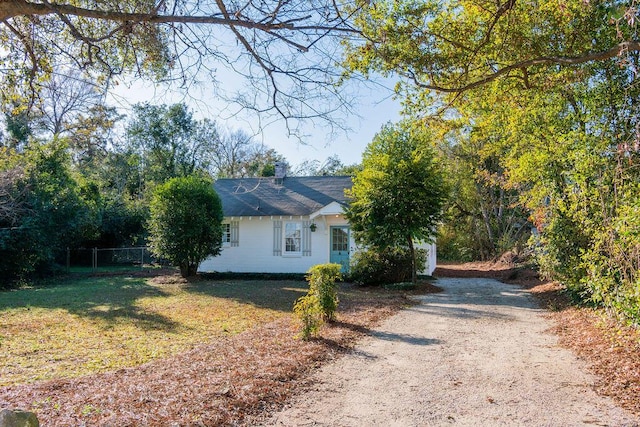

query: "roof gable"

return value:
[214, 176, 352, 217]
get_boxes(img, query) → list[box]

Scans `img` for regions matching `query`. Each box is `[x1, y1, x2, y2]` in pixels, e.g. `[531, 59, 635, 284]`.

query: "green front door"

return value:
[330, 226, 350, 272]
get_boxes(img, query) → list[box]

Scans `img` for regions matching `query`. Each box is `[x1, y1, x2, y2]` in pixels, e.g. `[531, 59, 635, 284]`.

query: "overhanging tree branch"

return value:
[0, 0, 360, 33]
[0, 0, 365, 134]
[408, 41, 640, 94]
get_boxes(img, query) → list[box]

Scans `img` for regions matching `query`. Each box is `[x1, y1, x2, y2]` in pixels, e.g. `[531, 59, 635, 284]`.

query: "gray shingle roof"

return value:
[214, 176, 353, 217]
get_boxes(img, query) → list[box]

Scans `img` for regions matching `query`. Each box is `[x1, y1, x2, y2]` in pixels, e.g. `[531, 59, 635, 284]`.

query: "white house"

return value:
[198, 172, 437, 275]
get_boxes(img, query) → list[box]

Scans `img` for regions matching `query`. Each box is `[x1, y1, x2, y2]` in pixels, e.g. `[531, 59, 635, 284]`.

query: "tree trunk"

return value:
[407, 236, 417, 284]
[179, 263, 189, 278]
[179, 262, 199, 278]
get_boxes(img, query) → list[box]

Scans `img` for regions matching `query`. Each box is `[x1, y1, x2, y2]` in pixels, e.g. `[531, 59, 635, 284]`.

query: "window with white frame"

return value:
[222, 223, 231, 246]
[284, 222, 302, 254]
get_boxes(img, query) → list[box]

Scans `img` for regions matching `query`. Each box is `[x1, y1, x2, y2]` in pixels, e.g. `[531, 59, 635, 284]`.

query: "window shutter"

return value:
[273, 220, 282, 256]
[230, 221, 240, 247]
[302, 220, 312, 256]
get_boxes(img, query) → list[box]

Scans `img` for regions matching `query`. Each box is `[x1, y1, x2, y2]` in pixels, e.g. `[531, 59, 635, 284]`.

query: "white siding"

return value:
[415, 241, 437, 276]
[198, 214, 437, 275]
[198, 215, 350, 274]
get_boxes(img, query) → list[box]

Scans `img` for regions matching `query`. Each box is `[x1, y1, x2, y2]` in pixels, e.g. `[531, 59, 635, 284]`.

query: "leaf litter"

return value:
[0, 279, 435, 426]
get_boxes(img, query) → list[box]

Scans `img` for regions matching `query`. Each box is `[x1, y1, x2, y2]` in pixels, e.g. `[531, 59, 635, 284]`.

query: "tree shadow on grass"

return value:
[0, 276, 181, 332]
[181, 278, 308, 313]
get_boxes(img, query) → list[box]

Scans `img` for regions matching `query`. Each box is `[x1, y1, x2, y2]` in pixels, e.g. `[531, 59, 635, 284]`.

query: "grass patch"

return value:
[0, 280, 429, 426]
[0, 273, 308, 386]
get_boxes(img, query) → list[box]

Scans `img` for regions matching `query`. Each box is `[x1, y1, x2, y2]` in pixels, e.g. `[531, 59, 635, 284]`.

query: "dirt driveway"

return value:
[265, 277, 640, 426]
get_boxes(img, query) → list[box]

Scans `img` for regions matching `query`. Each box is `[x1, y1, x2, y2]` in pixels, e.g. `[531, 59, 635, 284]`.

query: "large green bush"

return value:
[147, 175, 223, 277]
[578, 200, 640, 324]
[349, 246, 427, 286]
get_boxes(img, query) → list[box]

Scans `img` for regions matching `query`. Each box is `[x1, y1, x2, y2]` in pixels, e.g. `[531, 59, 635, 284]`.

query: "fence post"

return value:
[141, 246, 145, 270]
[93, 247, 97, 272]
[66, 247, 70, 273]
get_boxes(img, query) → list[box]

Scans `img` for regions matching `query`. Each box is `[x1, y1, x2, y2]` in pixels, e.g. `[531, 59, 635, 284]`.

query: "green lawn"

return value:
[0, 274, 308, 386]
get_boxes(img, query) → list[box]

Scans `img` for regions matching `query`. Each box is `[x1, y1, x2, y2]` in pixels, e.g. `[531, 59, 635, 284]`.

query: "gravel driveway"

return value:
[265, 277, 640, 426]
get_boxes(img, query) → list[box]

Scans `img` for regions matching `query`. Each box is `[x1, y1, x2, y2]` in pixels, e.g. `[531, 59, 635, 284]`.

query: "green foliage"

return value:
[436, 226, 474, 262]
[293, 263, 342, 339]
[147, 175, 223, 277]
[350, 246, 427, 286]
[293, 294, 324, 340]
[126, 103, 215, 191]
[345, 0, 625, 107]
[98, 197, 148, 247]
[575, 190, 640, 324]
[434, 120, 531, 260]
[306, 263, 342, 321]
[346, 122, 447, 283]
[347, 123, 446, 248]
[466, 64, 640, 323]
[0, 141, 96, 286]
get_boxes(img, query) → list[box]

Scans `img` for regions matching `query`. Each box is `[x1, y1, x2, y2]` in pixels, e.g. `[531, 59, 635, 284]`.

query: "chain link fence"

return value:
[66, 247, 166, 273]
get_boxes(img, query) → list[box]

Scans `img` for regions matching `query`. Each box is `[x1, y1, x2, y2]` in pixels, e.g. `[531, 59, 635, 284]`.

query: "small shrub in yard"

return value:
[293, 294, 323, 340]
[350, 246, 427, 286]
[293, 263, 342, 339]
[308, 263, 341, 321]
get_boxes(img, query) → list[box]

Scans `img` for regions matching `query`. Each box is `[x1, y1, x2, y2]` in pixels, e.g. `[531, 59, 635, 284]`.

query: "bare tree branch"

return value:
[0, 166, 30, 227]
[0, 0, 365, 136]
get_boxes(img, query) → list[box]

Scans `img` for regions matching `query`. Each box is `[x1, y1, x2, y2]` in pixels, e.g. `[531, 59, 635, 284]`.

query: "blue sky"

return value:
[107, 74, 402, 169]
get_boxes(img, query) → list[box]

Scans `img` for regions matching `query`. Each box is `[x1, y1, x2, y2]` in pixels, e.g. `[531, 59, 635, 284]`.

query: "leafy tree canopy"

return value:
[346, 122, 448, 282]
[345, 0, 638, 110]
[125, 102, 217, 191]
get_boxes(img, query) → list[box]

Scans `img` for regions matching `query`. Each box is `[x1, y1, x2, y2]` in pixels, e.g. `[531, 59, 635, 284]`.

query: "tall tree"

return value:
[346, 123, 447, 283]
[0, 141, 95, 285]
[208, 128, 287, 178]
[125, 102, 214, 190]
[435, 110, 530, 261]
